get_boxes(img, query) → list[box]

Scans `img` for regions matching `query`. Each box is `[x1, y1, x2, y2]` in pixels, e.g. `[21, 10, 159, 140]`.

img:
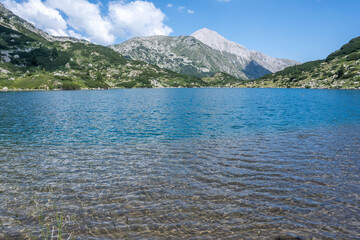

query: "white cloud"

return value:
[45, 0, 115, 45]
[109, 1, 172, 38]
[177, 6, 194, 14]
[167, 3, 173, 8]
[2, 0, 67, 36]
[178, 6, 185, 12]
[1, 0, 172, 45]
[68, 30, 89, 41]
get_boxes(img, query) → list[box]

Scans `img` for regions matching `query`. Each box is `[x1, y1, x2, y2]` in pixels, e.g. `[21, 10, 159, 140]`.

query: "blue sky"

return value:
[2, 0, 360, 62]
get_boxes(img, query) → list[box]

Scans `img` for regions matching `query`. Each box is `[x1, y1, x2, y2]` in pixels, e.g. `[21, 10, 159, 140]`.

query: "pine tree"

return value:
[337, 65, 345, 79]
[30, 53, 38, 66]
[96, 72, 103, 82]
[51, 47, 59, 60]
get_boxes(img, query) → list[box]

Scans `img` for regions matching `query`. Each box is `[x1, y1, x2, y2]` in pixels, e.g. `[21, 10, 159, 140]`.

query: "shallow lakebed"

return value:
[0, 88, 359, 239]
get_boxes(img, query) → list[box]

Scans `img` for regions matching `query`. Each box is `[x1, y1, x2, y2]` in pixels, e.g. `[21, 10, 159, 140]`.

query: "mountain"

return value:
[1, 3, 243, 90]
[247, 36, 360, 89]
[0, 3, 88, 44]
[111, 29, 298, 79]
[111, 35, 250, 79]
[191, 28, 298, 73]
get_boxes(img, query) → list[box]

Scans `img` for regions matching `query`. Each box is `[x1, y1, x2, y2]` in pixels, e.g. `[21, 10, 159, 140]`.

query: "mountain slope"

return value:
[2, 3, 241, 90]
[191, 28, 298, 73]
[245, 36, 360, 89]
[0, 3, 88, 44]
[111, 35, 258, 79]
[111, 29, 298, 80]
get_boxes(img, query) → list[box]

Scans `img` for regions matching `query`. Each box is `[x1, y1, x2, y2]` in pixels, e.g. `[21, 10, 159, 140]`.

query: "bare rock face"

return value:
[111, 28, 299, 79]
[191, 28, 299, 73]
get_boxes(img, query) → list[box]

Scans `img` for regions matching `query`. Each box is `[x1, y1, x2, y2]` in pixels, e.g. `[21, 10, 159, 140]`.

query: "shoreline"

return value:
[1, 86, 360, 92]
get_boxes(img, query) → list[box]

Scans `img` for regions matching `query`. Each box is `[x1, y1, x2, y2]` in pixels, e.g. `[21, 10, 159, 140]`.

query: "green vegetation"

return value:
[262, 60, 323, 80]
[244, 36, 360, 89]
[61, 81, 82, 90]
[37, 210, 66, 240]
[326, 36, 360, 61]
[111, 35, 251, 80]
[0, 25, 35, 49]
[203, 72, 247, 87]
[0, 6, 244, 90]
[3, 2, 358, 90]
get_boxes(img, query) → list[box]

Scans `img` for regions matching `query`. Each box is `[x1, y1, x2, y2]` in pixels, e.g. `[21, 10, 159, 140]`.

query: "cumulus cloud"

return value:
[109, 1, 172, 38]
[2, 0, 67, 36]
[68, 30, 89, 41]
[1, 0, 172, 45]
[167, 3, 173, 8]
[46, 0, 114, 45]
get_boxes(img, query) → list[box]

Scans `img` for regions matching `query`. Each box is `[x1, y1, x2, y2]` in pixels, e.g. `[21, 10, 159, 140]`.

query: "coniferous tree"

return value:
[337, 65, 345, 79]
[51, 47, 59, 60]
[30, 53, 38, 66]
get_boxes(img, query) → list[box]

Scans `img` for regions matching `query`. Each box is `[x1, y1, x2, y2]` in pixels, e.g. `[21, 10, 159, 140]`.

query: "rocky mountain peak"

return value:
[191, 28, 299, 72]
[191, 28, 248, 54]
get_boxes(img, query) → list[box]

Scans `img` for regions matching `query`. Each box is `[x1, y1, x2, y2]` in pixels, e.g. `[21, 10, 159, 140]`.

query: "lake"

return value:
[0, 88, 359, 239]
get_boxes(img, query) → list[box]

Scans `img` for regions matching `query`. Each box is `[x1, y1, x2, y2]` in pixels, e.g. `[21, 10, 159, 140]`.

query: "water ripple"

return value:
[0, 89, 360, 239]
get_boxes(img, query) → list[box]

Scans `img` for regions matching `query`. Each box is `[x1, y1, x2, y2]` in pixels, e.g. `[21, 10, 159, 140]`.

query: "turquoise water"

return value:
[0, 88, 359, 239]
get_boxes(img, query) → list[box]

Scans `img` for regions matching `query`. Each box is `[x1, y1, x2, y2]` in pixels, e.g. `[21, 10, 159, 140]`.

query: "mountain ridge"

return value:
[111, 29, 299, 80]
[0, 3, 246, 90]
[191, 28, 299, 73]
[1, 3, 358, 90]
[111, 35, 258, 79]
[0, 3, 89, 44]
[244, 36, 360, 89]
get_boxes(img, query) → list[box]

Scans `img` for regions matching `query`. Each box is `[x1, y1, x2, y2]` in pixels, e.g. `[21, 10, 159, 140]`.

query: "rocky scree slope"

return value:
[191, 28, 298, 74]
[111, 28, 299, 80]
